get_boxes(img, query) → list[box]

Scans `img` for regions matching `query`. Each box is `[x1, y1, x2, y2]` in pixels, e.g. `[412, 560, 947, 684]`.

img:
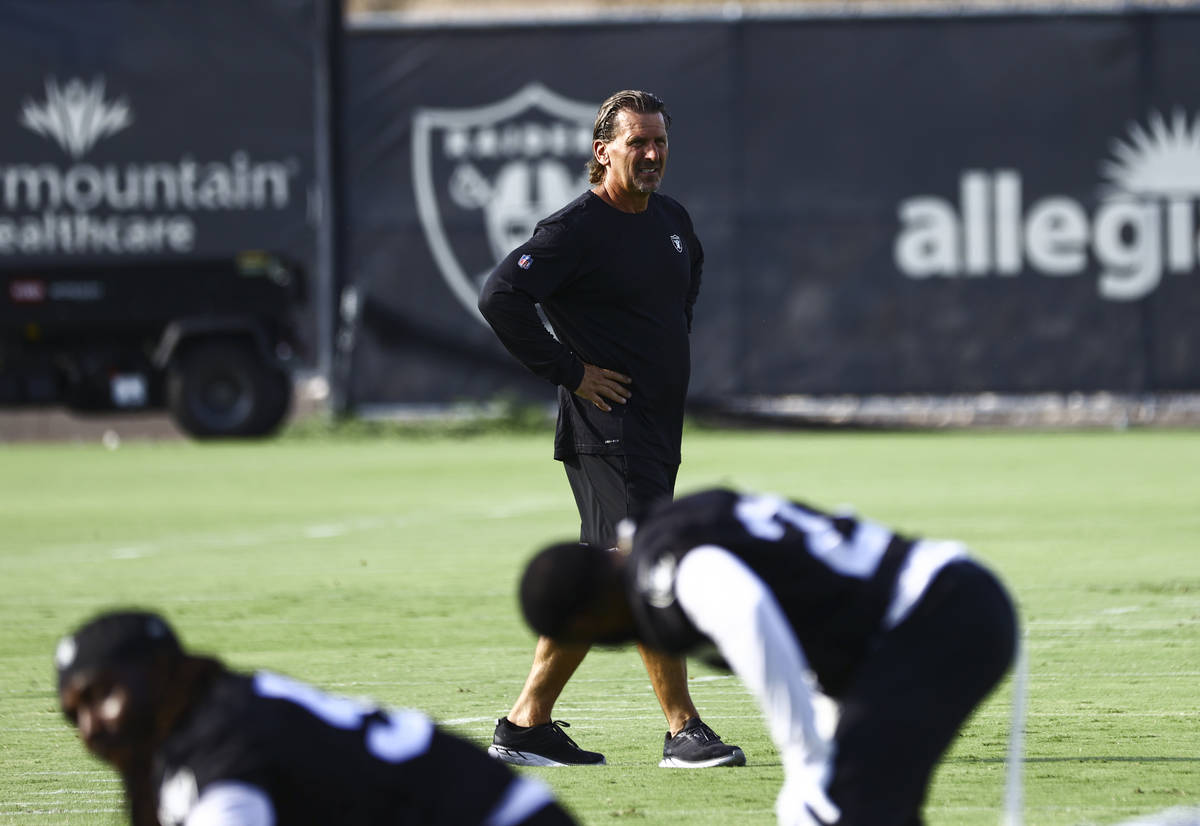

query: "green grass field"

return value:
[2, 425, 1197, 825]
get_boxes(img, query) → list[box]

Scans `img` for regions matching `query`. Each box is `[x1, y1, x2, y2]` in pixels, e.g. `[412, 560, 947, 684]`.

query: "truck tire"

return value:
[167, 340, 291, 438]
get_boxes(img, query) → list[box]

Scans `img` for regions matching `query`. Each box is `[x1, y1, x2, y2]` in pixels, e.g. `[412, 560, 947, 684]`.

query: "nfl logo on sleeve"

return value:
[518, 254, 533, 270]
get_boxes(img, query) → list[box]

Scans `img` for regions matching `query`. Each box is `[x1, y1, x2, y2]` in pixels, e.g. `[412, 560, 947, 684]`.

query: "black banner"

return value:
[0, 0, 326, 361]
[342, 10, 1200, 405]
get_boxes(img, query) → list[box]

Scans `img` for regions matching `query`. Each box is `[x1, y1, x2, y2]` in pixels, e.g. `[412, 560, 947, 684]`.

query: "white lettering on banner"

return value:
[4, 76, 301, 257]
[0, 213, 195, 254]
[894, 110, 1200, 301]
[0, 154, 295, 214]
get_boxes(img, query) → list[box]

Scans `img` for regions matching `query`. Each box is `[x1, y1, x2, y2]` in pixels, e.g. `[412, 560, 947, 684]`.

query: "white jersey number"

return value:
[254, 672, 434, 764]
[733, 494, 890, 579]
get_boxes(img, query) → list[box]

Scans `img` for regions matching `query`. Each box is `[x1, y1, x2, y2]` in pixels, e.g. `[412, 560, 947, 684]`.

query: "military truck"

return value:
[0, 252, 305, 437]
[0, 0, 329, 438]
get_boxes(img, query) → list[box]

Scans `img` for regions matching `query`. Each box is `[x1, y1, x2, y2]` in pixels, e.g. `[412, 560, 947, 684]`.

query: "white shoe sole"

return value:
[659, 747, 746, 768]
[488, 744, 606, 767]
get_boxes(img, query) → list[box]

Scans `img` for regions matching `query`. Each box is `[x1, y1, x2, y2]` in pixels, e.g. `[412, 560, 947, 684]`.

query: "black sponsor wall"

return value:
[343, 10, 1200, 406]
[1143, 13, 1200, 390]
[341, 23, 740, 407]
[737, 15, 1148, 394]
[0, 0, 325, 362]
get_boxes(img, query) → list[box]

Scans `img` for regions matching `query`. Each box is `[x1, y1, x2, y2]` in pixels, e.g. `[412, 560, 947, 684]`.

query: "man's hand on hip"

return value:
[574, 363, 632, 412]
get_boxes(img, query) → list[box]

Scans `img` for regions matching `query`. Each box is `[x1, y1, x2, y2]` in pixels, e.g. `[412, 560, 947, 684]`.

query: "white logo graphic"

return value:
[413, 83, 595, 323]
[157, 768, 198, 826]
[640, 554, 678, 609]
[670, 234, 682, 252]
[53, 635, 77, 670]
[894, 109, 1200, 301]
[20, 77, 132, 159]
[3, 78, 300, 257]
[1102, 109, 1200, 197]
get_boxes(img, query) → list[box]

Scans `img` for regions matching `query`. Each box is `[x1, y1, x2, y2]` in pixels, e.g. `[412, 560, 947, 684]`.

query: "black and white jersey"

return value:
[624, 488, 1010, 826]
[154, 671, 555, 826]
[626, 488, 964, 697]
[478, 191, 703, 464]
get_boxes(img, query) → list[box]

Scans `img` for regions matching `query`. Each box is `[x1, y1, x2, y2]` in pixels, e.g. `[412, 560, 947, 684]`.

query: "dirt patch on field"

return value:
[0, 409, 186, 444]
[0, 380, 328, 444]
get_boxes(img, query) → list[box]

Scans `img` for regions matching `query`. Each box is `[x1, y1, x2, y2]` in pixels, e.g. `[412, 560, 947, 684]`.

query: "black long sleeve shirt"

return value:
[154, 670, 541, 825]
[624, 488, 921, 698]
[478, 190, 703, 463]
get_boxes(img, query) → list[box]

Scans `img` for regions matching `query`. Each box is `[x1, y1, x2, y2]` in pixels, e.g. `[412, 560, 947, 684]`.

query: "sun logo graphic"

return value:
[19, 77, 133, 159]
[894, 108, 1200, 301]
[1102, 109, 1200, 198]
[412, 83, 594, 323]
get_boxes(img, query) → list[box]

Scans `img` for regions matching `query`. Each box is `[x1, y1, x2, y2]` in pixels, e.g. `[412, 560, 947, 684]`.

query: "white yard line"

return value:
[5, 497, 564, 566]
[0, 810, 123, 817]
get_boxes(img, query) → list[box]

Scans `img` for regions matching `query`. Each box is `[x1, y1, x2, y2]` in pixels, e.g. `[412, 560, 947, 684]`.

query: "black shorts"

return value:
[828, 560, 1017, 826]
[562, 454, 679, 548]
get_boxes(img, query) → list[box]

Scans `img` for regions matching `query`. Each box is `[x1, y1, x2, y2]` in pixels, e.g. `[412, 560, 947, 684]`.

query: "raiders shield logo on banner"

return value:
[412, 83, 596, 323]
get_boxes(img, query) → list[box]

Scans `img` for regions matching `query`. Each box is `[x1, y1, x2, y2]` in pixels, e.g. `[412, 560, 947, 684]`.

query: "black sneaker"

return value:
[487, 718, 606, 767]
[659, 718, 746, 768]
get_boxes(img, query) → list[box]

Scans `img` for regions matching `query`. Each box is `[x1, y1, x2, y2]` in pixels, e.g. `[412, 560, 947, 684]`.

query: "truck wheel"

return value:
[167, 341, 291, 438]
